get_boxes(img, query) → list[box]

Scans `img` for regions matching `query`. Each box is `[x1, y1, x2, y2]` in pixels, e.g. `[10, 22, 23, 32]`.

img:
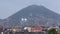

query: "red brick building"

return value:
[24, 26, 45, 32]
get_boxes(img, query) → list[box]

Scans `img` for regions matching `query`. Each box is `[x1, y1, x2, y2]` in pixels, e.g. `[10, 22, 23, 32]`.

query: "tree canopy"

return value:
[48, 28, 58, 34]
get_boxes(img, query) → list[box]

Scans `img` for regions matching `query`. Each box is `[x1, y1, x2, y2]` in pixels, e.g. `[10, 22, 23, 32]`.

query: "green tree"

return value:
[48, 28, 58, 34]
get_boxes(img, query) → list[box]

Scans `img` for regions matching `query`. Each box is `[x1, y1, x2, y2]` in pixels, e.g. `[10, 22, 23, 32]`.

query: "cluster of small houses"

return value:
[0, 26, 60, 34]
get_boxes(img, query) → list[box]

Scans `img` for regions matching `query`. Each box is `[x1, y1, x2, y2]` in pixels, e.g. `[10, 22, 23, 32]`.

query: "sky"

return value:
[0, 0, 60, 19]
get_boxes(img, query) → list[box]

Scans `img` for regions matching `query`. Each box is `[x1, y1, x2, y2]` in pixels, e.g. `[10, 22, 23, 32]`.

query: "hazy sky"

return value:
[0, 0, 60, 19]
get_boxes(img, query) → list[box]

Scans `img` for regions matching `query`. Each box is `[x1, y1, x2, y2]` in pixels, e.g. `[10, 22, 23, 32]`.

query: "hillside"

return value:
[1, 5, 60, 27]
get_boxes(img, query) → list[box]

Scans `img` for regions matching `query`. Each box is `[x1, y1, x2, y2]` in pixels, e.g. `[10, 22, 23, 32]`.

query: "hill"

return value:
[1, 5, 60, 27]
